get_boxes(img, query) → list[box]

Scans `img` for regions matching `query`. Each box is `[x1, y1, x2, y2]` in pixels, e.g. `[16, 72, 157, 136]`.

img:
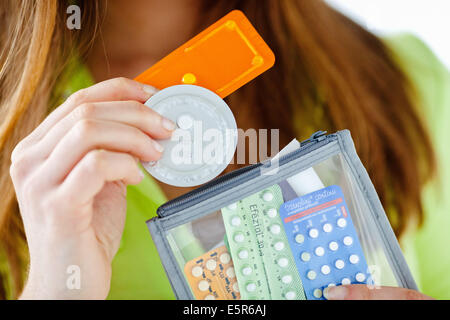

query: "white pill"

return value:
[270, 224, 281, 235]
[349, 254, 360, 264]
[315, 246, 325, 256]
[295, 234, 305, 244]
[242, 266, 252, 276]
[329, 241, 339, 251]
[219, 253, 231, 264]
[313, 288, 323, 299]
[198, 280, 209, 291]
[321, 265, 331, 275]
[274, 241, 285, 251]
[231, 216, 241, 226]
[282, 275, 293, 284]
[266, 208, 278, 218]
[191, 266, 203, 277]
[356, 273, 366, 282]
[343, 236, 353, 246]
[233, 282, 239, 292]
[177, 114, 194, 130]
[206, 259, 217, 271]
[246, 283, 256, 292]
[301, 252, 311, 262]
[307, 270, 317, 280]
[341, 278, 351, 285]
[238, 249, 249, 259]
[226, 267, 236, 278]
[227, 203, 237, 210]
[204, 295, 215, 300]
[337, 218, 347, 228]
[323, 223, 333, 233]
[309, 228, 319, 238]
[234, 233, 245, 243]
[285, 291, 296, 300]
[335, 259, 345, 269]
[327, 283, 336, 288]
[278, 257, 289, 268]
[263, 191, 274, 202]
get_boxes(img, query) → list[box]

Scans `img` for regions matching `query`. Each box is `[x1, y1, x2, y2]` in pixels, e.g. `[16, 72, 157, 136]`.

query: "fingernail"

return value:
[143, 160, 157, 168]
[152, 140, 164, 153]
[324, 286, 348, 300]
[162, 117, 176, 131]
[141, 84, 158, 98]
[138, 169, 145, 179]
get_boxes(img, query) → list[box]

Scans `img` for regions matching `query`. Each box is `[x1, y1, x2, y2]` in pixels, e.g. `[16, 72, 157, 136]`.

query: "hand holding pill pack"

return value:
[279, 185, 371, 300]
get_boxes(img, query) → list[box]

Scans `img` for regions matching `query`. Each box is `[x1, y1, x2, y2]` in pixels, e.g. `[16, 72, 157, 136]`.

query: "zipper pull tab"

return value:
[300, 131, 327, 146]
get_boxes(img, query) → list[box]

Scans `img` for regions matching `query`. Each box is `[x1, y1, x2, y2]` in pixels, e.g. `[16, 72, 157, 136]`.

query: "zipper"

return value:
[157, 130, 336, 217]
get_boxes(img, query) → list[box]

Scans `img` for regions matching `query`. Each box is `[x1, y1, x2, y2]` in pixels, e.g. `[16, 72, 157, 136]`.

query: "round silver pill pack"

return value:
[142, 85, 238, 187]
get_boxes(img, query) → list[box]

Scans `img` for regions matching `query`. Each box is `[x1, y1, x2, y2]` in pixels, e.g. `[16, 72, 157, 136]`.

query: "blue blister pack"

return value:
[280, 185, 371, 300]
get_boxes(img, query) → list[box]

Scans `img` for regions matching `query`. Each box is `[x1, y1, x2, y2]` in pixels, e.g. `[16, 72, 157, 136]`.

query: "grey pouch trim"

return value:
[337, 131, 418, 290]
[148, 219, 191, 299]
[146, 130, 417, 299]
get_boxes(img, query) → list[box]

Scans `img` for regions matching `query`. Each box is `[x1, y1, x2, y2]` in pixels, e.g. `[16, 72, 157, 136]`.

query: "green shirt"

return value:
[385, 34, 450, 299]
[3, 34, 449, 299]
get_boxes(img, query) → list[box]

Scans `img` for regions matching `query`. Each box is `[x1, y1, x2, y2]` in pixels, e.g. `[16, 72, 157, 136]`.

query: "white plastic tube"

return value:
[286, 167, 325, 196]
[278, 139, 325, 196]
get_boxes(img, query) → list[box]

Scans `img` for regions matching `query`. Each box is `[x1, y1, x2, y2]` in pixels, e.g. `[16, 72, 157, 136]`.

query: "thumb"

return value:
[323, 284, 433, 300]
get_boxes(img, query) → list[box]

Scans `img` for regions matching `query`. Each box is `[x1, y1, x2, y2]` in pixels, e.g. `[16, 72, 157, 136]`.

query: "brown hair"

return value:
[0, 0, 435, 298]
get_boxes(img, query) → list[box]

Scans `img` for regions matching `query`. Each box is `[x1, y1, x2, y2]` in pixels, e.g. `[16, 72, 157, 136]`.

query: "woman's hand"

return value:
[324, 284, 433, 300]
[10, 78, 175, 299]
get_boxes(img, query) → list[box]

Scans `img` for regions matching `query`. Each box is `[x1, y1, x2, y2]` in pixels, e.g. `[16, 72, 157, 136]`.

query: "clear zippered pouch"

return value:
[146, 130, 417, 300]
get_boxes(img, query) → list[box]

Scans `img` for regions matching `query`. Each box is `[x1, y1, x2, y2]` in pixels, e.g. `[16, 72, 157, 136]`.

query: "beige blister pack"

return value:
[184, 245, 240, 300]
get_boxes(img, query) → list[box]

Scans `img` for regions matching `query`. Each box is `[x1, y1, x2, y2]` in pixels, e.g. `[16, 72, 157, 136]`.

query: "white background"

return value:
[326, 0, 450, 69]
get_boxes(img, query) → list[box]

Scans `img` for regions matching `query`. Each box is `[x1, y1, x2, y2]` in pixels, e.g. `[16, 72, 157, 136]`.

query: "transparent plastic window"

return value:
[166, 153, 399, 300]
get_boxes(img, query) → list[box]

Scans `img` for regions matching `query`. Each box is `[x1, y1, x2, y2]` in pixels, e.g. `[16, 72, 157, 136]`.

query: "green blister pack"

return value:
[221, 184, 306, 300]
[221, 199, 270, 299]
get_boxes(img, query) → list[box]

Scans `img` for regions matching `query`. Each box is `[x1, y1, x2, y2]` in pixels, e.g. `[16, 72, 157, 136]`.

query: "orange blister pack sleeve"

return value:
[135, 10, 275, 98]
[184, 245, 240, 300]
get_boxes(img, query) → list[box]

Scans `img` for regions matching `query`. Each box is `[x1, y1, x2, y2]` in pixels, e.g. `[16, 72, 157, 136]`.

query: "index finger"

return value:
[13, 78, 156, 158]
